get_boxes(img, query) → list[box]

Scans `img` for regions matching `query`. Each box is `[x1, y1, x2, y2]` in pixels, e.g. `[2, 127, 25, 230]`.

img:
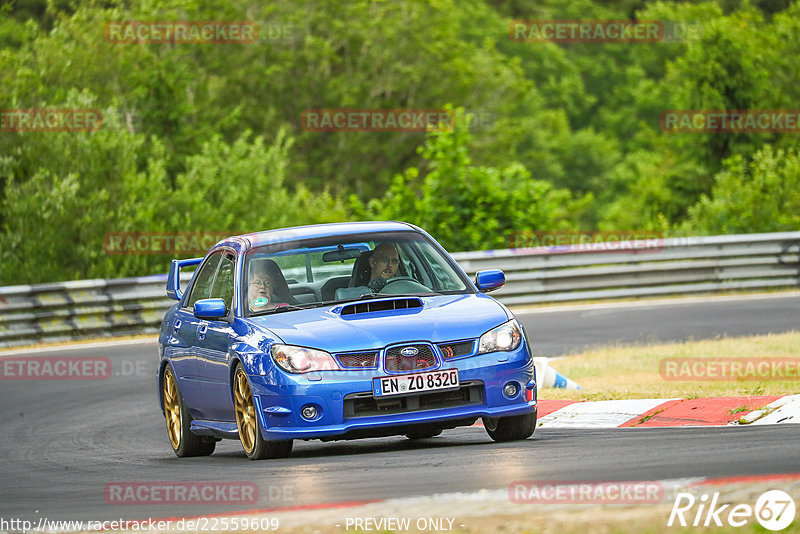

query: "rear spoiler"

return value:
[167, 257, 203, 301]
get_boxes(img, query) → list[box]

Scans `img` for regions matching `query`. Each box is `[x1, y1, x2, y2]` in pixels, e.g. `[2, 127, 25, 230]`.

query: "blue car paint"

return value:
[244, 347, 534, 441]
[475, 269, 506, 292]
[160, 306, 206, 418]
[247, 294, 508, 355]
[158, 221, 536, 444]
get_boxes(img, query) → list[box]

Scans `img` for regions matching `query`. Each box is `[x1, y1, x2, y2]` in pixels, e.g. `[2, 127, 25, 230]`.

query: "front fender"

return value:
[227, 317, 285, 398]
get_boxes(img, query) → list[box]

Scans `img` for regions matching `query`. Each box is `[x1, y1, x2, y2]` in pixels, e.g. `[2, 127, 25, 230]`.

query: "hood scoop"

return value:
[339, 297, 423, 316]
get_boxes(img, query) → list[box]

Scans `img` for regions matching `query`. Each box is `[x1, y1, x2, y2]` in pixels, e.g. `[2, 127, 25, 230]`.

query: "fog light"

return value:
[503, 383, 519, 398]
[301, 405, 318, 420]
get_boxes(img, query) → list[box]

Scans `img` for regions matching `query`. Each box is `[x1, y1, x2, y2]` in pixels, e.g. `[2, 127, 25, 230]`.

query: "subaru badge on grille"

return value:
[400, 346, 419, 357]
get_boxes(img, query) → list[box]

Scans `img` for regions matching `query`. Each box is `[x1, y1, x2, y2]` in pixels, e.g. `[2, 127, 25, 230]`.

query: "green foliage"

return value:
[369, 109, 585, 252]
[0, 104, 345, 284]
[684, 145, 800, 234]
[170, 128, 348, 233]
[0, 102, 172, 284]
[595, 1, 800, 231]
[0, 0, 798, 284]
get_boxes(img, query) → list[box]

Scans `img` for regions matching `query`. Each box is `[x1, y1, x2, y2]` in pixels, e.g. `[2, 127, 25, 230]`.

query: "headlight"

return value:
[270, 344, 340, 373]
[478, 319, 522, 354]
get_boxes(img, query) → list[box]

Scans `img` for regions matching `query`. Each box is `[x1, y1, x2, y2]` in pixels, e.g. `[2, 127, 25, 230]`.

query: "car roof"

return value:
[234, 221, 418, 249]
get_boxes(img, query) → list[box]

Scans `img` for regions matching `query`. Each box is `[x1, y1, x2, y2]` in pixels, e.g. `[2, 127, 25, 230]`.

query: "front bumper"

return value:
[247, 346, 536, 441]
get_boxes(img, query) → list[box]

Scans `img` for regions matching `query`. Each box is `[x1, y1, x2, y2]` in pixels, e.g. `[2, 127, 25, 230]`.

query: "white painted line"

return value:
[512, 290, 800, 315]
[742, 394, 800, 426]
[0, 337, 157, 357]
[537, 399, 676, 428]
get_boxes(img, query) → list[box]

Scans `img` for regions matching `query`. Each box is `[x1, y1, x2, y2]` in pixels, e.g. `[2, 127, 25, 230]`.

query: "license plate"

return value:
[373, 369, 459, 397]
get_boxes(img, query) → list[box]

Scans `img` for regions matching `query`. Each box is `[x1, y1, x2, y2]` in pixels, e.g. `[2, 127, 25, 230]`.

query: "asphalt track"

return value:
[1, 294, 798, 522]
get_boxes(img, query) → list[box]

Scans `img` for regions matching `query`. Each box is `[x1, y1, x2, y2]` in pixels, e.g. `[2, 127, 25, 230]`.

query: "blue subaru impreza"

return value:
[158, 221, 536, 459]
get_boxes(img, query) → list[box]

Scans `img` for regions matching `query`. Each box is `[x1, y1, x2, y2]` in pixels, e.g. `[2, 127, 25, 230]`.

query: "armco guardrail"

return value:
[0, 273, 194, 349]
[1, 232, 798, 348]
[452, 231, 800, 306]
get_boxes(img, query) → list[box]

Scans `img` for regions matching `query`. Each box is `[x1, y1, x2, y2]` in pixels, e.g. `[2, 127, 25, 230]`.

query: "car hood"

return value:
[248, 294, 509, 352]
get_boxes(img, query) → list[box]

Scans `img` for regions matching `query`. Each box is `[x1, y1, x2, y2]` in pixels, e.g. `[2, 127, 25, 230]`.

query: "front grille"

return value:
[384, 344, 437, 372]
[335, 351, 378, 369]
[343, 381, 485, 418]
[438, 340, 475, 360]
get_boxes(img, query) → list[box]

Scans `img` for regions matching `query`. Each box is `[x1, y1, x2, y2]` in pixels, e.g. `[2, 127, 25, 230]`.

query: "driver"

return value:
[368, 242, 400, 288]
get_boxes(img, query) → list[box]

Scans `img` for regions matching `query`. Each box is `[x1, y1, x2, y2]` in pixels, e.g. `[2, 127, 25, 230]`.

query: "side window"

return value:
[186, 252, 222, 308]
[209, 254, 235, 312]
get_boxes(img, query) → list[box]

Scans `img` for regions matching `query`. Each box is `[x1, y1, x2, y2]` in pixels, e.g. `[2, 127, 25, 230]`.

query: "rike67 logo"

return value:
[669, 490, 796, 531]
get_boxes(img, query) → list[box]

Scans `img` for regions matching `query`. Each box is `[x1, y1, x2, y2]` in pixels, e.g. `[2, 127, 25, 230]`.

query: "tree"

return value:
[684, 145, 800, 234]
[368, 109, 585, 252]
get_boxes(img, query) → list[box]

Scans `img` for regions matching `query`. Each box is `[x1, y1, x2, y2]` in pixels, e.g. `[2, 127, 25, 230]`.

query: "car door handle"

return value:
[198, 323, 208, 341]
[173, 319, 182, 333]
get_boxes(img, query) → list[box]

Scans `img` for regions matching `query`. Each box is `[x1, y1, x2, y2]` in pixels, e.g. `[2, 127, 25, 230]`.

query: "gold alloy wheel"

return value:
[234, 368, 257, 454]
[163, 368, 181, 449]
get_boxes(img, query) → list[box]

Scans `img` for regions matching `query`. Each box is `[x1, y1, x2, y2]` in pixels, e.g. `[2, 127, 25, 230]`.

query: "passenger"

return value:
[248, 263, 287, 312]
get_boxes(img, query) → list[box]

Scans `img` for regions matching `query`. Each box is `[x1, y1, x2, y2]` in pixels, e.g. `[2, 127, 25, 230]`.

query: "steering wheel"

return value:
[379, 277, 430, 294]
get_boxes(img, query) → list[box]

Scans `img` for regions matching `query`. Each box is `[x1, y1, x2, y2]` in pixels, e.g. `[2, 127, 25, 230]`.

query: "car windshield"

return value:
[242, 231, 471, 316]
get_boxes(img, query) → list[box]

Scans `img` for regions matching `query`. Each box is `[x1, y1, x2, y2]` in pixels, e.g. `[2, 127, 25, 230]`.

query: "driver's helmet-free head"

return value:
[368, 242, 400, 281]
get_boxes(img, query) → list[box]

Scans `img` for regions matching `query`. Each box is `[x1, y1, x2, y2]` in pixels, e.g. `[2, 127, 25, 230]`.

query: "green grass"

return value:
[540, 332, 800, 401]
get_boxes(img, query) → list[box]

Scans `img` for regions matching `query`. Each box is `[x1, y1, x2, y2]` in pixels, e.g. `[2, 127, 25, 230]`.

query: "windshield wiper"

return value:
[251, 303, 314, 316]
[315, 293, 380, 307]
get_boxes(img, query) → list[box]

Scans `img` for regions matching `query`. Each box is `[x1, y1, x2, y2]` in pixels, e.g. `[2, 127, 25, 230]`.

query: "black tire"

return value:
[405, 429, 443, 440]
[483, 411, 537, 442]
[233, 363, 293, 460]
[162, 366, 216, 457]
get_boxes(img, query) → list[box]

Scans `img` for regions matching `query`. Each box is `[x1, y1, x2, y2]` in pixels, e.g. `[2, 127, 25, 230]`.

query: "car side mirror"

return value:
[475, 269, 505, 293]
[193, 298, 228, 320]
